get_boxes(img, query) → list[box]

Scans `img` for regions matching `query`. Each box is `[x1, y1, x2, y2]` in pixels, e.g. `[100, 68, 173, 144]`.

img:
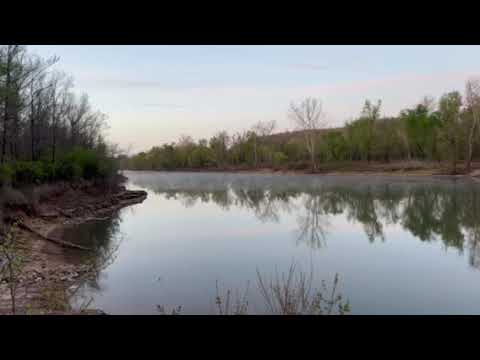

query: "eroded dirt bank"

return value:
[0, 179, 147, 315]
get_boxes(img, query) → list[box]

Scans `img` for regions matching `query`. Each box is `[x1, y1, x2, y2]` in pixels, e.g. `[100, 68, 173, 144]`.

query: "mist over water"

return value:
[66, 171, 480, 314]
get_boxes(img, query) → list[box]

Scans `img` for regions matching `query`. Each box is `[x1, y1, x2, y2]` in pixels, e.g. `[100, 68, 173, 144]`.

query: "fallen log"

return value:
[16, 221, 92, 252]
[115, 190, 147, 201]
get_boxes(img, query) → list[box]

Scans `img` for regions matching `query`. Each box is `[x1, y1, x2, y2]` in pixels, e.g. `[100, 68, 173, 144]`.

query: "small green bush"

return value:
[0, 147, 118, 186]
[272, 151, 288, 167]
[0, 164, 14, 186]
[13, 161, 46, 184]
[41, 162, 56, 182]
[55, 159, 83, 181]
[55, 147, 118, 181]
[98, 157, 117, 179]
[55, 148, 96, 180]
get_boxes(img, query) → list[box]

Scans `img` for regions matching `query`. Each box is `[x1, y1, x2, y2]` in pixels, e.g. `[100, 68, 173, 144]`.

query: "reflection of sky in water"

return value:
[70, 172, 480, 314]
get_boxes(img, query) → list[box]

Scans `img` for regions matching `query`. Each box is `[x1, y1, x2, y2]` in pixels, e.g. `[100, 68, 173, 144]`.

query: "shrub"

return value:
[55, 159, 83, 181]
[55, 148, 97, 180]
[55, 147, 118, 181]
[98, 157, 117, 179]
[77, 150, 100, 180]
[0, 164, 14, 186]
[41, 162, 56, 182]
[0, 148, 118, 186]
[13, 162, 46, 185]
[272, 151, 288, 167]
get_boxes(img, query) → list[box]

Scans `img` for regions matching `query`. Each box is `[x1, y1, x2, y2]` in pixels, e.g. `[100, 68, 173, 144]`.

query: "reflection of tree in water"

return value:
[460, 186, 480, 266]
[342, 187, 385, 243]
[375, 184, 403, 225]
[296, 193, 330, 249]
[467, 227, 480, 269]
[132, 173, 480, 270]
[232, 188, 296, 223]
[164, 189, 210, 208]
[64, 213, 124, 308]
[211, 190, 234, 211]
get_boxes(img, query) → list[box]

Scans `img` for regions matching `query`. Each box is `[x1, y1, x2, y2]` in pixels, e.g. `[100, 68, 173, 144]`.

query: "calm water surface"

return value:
[64, 171, 480, 314]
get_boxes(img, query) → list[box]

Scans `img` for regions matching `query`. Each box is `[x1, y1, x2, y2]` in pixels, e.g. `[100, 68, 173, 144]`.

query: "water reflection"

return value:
[127, 172, 480, 269]
[61, 214, 124, 306]
[56, 172, 480, 314]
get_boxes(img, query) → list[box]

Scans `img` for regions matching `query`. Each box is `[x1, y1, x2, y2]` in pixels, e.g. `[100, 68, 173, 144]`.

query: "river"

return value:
[63, 171, 480, 314]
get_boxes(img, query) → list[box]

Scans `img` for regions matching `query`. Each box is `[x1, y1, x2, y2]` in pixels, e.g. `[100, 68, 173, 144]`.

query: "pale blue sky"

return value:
[30, 45, 480, 153]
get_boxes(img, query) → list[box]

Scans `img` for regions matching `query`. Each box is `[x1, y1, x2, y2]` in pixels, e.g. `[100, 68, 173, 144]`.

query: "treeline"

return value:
[123, 79, 480, 174]
[0, 45, 117, 186]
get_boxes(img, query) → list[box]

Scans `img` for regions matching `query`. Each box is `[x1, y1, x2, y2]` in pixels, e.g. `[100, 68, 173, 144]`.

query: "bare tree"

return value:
[465, 78, 480, 173]
[289, 98, 327, 172]
[48, 72, 73, 162]
[67, 93, 89, 147]
[0, 46, 58, 163]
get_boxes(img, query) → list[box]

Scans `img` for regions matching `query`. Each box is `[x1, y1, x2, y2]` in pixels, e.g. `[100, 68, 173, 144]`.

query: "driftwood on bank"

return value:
[16, 221, 92, 251]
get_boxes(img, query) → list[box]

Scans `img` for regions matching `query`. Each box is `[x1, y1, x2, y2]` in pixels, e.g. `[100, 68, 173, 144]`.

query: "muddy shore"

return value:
[0, 180, 147, 315]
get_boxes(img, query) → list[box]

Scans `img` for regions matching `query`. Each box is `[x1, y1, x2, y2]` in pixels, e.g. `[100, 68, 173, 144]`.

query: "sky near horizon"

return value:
[29, 45, 480, 153]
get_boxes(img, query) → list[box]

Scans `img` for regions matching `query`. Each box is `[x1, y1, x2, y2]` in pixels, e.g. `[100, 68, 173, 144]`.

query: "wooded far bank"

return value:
[122, 80, 480, 175]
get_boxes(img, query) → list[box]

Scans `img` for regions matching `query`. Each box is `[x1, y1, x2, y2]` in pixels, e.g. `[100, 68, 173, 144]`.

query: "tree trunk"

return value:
[466, 116, 478, 173]
[466, 138, 473, 173]
[51, 101, 57, 162]
[253, 137, 257, 168]
[10, 113, 18, 161]
[310, 138, 316, 172]
[30, 110, 35, 161]
[52, 125, 57, 163]
[452, 141, 457, 174]
[1, 48, 11, 164]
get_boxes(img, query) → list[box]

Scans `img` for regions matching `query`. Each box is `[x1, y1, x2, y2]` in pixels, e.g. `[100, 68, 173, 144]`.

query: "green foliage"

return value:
[400, 104, 440, 159]
[41, 162, 56, 182]
[374, 117, 403, 162]
[55, 147, 117, 181]
[0, 163, 14, 186]
[67, 149, 97, 179]
[98, 157, 117, 179]
[323, 131, 348, 161]
[345, 118, 370, 160]
[190, 146, 216, 168]
[272, 151, 288, 167]
[55, 158, 83, 181]
[0, 147, 118, 186]
[13, 161, 46, 184]
[283, 141, 306, 162]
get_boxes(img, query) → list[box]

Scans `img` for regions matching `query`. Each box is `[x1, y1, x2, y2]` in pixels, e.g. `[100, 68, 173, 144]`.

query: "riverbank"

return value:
[123, 160, 480, 177]
[0, 179, 147, 314]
